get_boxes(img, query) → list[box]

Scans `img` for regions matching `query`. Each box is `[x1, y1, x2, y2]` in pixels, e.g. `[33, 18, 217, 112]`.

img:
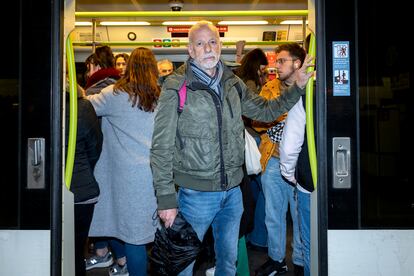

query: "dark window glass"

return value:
[358, 2, 413, 227]
[0, 0, 20, 228]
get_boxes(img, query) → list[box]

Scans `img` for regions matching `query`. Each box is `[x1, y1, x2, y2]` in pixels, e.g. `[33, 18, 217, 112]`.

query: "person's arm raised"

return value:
[295, 54, 315, 89]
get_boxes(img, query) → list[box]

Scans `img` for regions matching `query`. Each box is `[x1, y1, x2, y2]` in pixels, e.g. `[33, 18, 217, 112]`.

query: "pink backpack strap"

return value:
[178, 80, 187, 113]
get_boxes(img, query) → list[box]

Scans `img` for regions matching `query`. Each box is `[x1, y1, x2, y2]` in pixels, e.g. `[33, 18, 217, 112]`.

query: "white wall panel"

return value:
[328, 230, 414, 276]
[0, 230, 50, 276]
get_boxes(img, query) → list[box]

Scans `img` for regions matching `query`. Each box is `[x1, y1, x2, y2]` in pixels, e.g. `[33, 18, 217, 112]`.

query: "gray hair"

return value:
[188, 21, 220, 44]
[157, 59, 173, 67]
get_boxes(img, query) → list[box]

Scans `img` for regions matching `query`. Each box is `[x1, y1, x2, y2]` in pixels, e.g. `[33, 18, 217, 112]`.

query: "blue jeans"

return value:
[94, 239, 126, 258]
[297, 189, 310, 276]
[95, 238, 148, 276]
[247, 135, 268, 247]
[178, 186, 243, 276]
[262, 157, 303, 266]
[246, 175, 268, 247]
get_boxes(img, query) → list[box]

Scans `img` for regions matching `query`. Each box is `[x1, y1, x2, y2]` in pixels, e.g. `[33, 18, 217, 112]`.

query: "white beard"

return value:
[197, 54, 219, 71]
[202, 60, 218, 70]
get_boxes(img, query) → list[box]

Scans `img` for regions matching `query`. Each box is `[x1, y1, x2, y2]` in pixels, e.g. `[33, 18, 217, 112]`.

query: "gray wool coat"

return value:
[87, 84, 158, 245]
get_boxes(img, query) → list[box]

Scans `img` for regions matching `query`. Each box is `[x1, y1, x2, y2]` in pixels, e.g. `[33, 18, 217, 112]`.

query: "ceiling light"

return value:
[217, 20, 268, 25]
[162, 21, 212, 26]
[99, 21, 151, 26]
[75, 22, 92, 26]
[280, 20, 308, 25]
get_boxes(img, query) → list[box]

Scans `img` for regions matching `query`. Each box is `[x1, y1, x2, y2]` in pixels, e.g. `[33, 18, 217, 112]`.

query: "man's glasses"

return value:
[275, 58, 296, 65]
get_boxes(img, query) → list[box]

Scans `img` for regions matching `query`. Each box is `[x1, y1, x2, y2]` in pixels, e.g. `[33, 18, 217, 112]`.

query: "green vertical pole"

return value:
[305, 33, 317, 188]
[236, 236, 250, 275]
[65, 34, 77, 190]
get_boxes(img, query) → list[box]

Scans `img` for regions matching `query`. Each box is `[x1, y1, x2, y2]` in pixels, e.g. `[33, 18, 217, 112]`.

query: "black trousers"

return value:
[74, 203, 95, 276]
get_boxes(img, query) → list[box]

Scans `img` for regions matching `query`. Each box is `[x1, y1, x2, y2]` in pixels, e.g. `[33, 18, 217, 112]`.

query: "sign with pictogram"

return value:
[332, 41, 350, 96]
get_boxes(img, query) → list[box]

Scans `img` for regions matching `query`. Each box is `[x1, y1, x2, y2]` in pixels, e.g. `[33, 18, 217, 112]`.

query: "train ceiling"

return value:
[75, 0, 308, 25]
[76, 0, 307, 12]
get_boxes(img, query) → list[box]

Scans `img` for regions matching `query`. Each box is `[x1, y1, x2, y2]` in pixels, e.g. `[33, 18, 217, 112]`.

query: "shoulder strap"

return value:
[177, 80, 187, 113]
[301, 94, 306, 109]
[177, 80, 241, 113]
[235, 81, 242, 100]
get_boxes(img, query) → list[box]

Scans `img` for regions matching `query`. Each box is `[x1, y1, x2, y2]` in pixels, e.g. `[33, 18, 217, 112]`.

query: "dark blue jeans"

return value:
[246, 174, 268, 247]
[297, 189, 311, 276]
[247, 135, 268, 247]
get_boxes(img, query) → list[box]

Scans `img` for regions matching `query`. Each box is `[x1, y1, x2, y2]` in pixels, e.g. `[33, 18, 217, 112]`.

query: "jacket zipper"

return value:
[207, 88, 227, 190]
[226, 97, 234, 118]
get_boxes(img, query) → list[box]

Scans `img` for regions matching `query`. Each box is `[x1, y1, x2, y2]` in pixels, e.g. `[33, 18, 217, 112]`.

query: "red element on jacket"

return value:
[85, 68, 120, 89]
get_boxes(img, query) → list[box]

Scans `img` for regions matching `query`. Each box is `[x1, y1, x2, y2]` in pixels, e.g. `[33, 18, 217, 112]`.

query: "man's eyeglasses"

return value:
[275, 58, 296, 65]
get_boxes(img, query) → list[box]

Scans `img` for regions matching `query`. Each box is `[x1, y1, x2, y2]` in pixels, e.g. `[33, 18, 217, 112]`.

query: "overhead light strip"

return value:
[75, 22, 92, 26]
[162, 21, 212, 26]
[99, 21, 151, 26]
[217, 20, 268, 25]
[280, 20, 308, 25]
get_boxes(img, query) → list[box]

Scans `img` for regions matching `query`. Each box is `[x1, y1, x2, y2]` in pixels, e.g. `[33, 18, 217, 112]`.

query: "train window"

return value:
[0, 0, 19, 228]
[0, 0, 53, 229]
[358, 2, 412, 227]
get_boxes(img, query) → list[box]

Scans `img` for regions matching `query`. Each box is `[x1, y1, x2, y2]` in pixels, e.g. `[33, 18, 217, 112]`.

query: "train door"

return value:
[0, 0, 63, 275]
[316, 0, 413, 274]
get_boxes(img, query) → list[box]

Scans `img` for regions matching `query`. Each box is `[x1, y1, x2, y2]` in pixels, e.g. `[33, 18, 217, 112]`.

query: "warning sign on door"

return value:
[332, 41, 350, 96]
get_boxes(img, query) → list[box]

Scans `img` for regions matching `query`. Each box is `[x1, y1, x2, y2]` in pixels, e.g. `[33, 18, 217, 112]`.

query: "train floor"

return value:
[86, 219, 297, 276]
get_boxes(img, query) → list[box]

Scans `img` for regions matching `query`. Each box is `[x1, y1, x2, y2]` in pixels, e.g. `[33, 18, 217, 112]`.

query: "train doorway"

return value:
[317, 0, 414, 275]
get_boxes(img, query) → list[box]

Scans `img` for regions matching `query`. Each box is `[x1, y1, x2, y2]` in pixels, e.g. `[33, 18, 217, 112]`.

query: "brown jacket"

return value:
[252, 79, 287, 172]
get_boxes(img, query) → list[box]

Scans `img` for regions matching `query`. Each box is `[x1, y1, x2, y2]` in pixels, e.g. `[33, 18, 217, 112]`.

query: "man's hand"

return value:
[158, 208, 178, 228]
[295, 54, 315, 89]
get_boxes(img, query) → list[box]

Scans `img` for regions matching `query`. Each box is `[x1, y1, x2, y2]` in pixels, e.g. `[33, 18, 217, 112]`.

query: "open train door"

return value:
[316, 0, 414, 275]
[0, 0, 64, 275]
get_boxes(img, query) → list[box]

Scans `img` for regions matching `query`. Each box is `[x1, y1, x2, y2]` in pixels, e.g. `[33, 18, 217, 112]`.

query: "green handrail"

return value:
[65, 34, 78, 190]
[72, 40, 300, 47]
[75, 10, 308, 18]
[306, 33, 317, 188]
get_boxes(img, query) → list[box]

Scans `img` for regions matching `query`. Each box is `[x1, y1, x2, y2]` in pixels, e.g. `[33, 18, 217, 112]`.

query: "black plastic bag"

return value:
[150, 212, 202, 275]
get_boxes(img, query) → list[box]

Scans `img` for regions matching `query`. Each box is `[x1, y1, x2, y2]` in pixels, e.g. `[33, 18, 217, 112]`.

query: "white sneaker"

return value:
[205, 266, 215, 276]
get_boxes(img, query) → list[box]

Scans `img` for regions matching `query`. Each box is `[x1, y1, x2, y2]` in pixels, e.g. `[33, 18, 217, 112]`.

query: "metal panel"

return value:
[27, 138, 46, 189]
[332, 137, 351, 189]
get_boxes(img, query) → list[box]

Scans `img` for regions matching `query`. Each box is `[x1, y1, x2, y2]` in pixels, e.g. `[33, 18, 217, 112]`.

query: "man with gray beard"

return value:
[151, 21, 314, 275]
